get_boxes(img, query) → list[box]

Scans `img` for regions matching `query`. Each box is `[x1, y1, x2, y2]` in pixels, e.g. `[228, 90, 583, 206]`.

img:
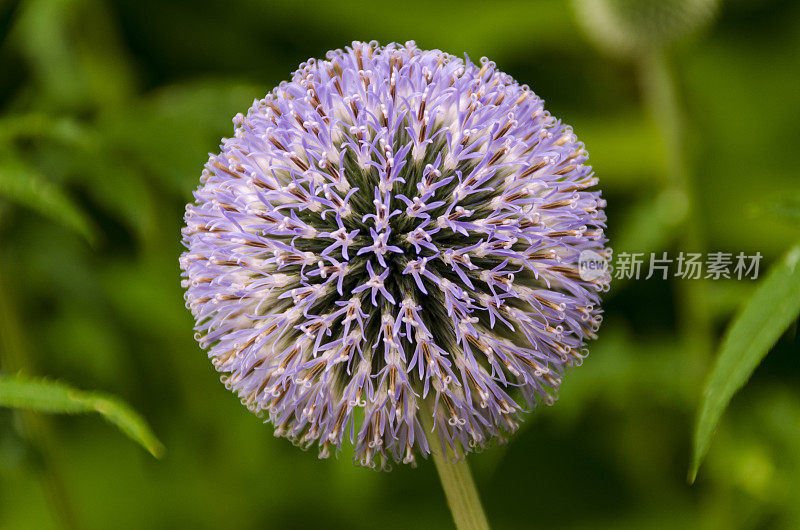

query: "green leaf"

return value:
[0, 113, 93, 146]
[0, 373, 165, 458]
[0, 156, 96, 244]
[690, 243, 800, 482]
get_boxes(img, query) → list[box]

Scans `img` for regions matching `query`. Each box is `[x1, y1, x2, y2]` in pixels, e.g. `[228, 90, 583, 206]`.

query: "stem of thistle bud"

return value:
[422, 406, 490, 530]
[639, 50, 713, 367]
[0, 253, 79, 530]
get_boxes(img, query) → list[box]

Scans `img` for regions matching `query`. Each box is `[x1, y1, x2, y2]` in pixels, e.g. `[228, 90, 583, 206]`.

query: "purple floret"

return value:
[180, 41, 610, 469]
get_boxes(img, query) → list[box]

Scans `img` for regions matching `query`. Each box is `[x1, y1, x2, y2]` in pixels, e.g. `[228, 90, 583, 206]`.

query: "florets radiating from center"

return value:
[180, 41, 610, 469]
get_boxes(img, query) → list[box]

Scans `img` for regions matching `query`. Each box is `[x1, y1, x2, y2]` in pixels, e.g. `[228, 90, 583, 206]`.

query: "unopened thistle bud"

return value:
[180, 41, 610, 469]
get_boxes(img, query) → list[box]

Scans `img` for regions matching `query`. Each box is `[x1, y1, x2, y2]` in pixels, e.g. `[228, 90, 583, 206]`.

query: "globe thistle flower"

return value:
[180, 41, 610, 469]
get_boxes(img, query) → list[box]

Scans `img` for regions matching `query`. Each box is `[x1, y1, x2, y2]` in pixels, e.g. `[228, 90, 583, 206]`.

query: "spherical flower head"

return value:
[180, 41, 610, 469]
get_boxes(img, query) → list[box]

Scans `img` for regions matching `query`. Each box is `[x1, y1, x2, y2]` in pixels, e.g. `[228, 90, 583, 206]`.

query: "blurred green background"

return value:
[1, 0, 799, 528]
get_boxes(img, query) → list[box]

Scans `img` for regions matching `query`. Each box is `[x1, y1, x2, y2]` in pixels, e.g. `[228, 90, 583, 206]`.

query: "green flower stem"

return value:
[639, 50, 713, 369]
[0, 253, 79, 530]
[423, 411, 490, 530]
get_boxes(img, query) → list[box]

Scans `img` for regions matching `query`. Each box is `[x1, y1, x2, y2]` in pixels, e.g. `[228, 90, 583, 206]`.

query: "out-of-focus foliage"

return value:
[0, 0, 799, 529]
[0, 150, 96, 243]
